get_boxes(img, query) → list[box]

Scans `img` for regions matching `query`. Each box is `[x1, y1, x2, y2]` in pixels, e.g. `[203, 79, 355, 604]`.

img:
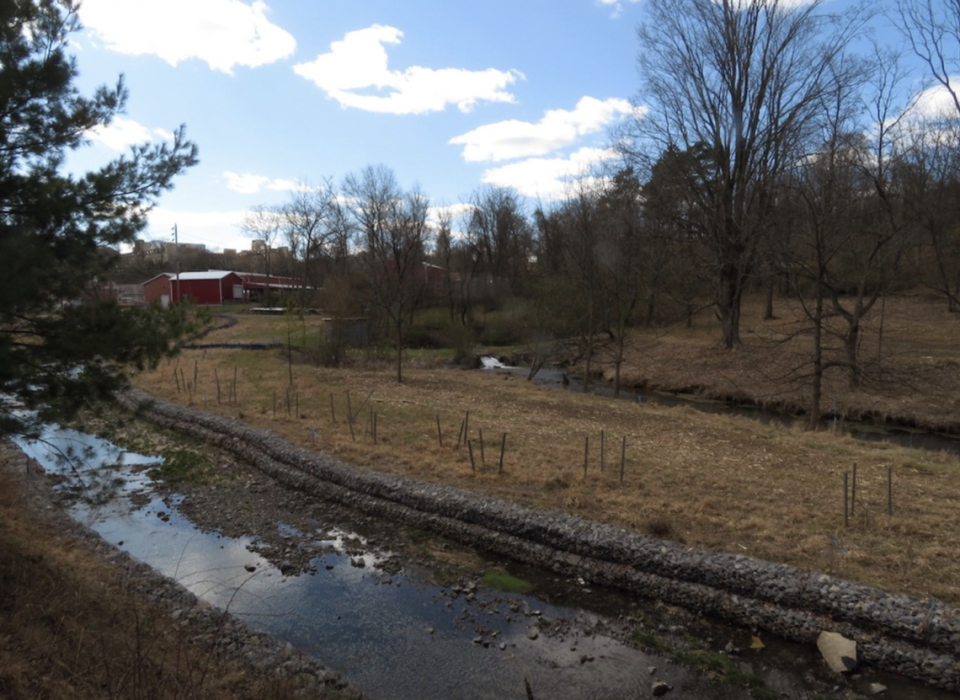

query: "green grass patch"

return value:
[148, 448, 212, 486]
[481, 569, 535, 594]
[674, 650, 777, 699]
[631, 629, 670, 654]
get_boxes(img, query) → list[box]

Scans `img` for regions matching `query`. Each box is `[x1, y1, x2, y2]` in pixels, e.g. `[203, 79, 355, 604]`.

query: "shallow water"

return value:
[14, 424, 955, 700]
[482, 358, 960, 456]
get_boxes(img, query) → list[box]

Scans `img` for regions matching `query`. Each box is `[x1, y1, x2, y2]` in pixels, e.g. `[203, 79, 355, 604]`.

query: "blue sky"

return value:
[65, 0, 940, 253]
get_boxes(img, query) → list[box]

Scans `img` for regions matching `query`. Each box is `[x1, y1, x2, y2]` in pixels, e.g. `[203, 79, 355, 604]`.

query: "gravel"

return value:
[119, 388, 960, 691]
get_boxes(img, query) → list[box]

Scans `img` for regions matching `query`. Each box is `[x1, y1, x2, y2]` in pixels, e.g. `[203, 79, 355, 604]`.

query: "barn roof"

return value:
[141, 270, 240, 285]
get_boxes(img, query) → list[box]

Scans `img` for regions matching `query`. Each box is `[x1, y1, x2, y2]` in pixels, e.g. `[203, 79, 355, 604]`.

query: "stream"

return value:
[12, 422, 956, 700]
[480, 357, 960, 456]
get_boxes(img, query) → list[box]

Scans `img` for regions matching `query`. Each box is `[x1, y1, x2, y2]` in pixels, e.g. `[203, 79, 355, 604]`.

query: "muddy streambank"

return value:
[119, 389, 960, 692]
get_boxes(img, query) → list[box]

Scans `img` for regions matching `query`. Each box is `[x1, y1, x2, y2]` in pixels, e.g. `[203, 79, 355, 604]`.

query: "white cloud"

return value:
[78, 0, 295, 74]
[223, 172, 270, 195]
[597, 0, 639, 18]
[223, 172, 303, 194]
[450, 97, 634, 163]
[912, 82, 960, 120]
[293, 25, 523, 115]
[480, 147, 622, 199]
[88, 116, 173, 151]
[146, 206, 252, 252]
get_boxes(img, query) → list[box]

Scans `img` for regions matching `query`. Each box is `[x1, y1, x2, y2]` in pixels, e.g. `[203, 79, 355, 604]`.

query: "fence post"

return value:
[498, 433, 507, 475]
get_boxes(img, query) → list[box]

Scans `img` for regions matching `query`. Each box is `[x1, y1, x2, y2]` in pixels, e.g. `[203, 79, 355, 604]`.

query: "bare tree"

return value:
[466, 185, 534, 302]
[901, 118, 960, 312]
[823, 51, 915, 388]
[894, 0, 960, 312]
[559, 178, 603, 393]
[894, 0, 960, 116]
[595, 167, 646, 397]
[240, 204, 282, 304]
[343, 165, 431, 382]
[625, 0, 862, 349]
[278, 179, 344, 307]
[782, 49, 914, 426]
[784, 57, 869, 425]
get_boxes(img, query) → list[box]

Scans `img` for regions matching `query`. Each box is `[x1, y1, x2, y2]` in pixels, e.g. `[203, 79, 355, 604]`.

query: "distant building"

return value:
[142, 270, 304, 306]
[133, 239, 207, 263]
[236, 272, 303, 302]
[143, 270, 245, 306]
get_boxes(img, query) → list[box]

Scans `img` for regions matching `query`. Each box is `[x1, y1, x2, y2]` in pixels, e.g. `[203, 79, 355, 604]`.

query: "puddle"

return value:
[13, 424, 955, 700]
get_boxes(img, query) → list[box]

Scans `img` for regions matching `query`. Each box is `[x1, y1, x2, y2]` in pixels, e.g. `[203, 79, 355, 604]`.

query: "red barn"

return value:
[143, 270, 245, 306]
[235, 272, 303, 302]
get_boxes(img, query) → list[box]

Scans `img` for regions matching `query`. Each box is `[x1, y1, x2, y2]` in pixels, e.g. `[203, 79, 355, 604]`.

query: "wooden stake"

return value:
[619, 436, 626, 484]
[468, 440, 476, 473]
[843, 472, 849, 528]
[851, 462, 857, 515]
[498, 433, 506, 475]
[600, 429, 605, 472]
[583, 435, 589, 478]
[435, 415, 443, 447]
[479, 428, 485, 465]
[887, 466, 893, 516]
[330, 393, 336, 423]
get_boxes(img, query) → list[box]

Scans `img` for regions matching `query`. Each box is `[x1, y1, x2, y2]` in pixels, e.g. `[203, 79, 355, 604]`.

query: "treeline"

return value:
[238, 0, 960, 419]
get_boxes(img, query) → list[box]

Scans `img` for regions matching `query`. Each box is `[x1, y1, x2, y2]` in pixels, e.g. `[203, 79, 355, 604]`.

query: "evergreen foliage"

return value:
[0, 0, 198, 435]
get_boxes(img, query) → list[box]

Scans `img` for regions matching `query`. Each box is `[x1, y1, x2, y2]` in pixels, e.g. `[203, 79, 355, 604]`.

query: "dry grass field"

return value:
[129, 292, 960, 606]
[616, 292, 960, 432]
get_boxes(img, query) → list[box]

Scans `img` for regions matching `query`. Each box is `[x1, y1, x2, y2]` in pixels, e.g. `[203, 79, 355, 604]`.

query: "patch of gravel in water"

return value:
[167, 455, 406, 579]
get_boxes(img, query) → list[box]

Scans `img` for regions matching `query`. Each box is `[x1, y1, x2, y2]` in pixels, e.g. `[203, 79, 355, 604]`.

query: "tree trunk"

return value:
[395, 322, 404, 383]
[581, 301, 594, 393]
[763, 280, 775, 320]
[844, 317, 861, 388]
[718, 264, 742, 349]
[809, 281, 824, 430]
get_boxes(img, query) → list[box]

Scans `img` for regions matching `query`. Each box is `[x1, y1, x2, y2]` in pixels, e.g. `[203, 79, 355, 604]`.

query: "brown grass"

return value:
[0, 448, 343, 700]
[128, 293, 960, 606]
[614, 292, 960, 431]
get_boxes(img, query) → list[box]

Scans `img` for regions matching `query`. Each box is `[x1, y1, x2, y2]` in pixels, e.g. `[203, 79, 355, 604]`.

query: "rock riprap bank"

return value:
[120, 389, 960, 691]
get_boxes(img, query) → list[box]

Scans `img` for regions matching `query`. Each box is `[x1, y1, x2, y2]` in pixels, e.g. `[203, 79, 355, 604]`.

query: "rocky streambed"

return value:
[11, 414, 837, 700]
[114, 388, 960, 693]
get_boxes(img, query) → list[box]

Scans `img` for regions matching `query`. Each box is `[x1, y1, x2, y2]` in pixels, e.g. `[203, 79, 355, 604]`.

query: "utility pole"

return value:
[172, 223, 180, 303]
